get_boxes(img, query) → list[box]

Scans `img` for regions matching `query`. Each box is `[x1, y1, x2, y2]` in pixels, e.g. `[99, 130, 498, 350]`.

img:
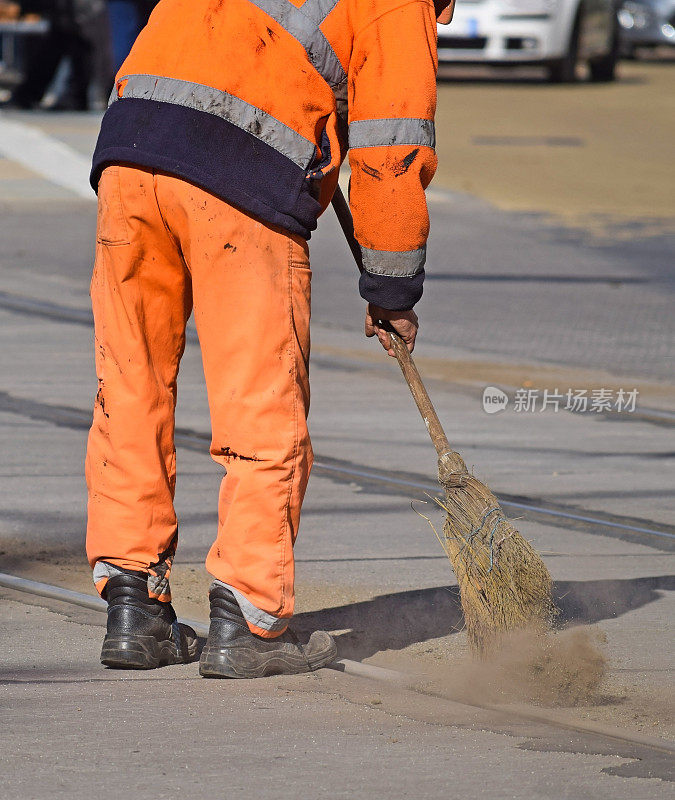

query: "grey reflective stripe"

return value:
[114, 74, 316, 170]
[215, 581, 289, 633]
[246, 0, 346, 89]
[349, 118, 436, 150]
[93, 560, 172, 599]
[300, 0, 339, 24]
[93, 560, 126, 586]
[361, 245, 426, 278]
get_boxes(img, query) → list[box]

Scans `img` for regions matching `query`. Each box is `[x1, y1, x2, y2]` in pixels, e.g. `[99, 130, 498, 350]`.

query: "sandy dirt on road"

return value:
[2, 547, 672, 742]
[434, 59, 675, 232]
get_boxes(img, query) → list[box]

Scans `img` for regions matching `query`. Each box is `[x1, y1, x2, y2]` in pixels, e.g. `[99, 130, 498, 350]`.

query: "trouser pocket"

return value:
[96, 166, 130, 245]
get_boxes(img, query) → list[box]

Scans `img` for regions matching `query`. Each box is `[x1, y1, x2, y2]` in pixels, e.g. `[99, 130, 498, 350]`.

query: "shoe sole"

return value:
[199, 640, 338, 679]
[101, 631, 199, 670]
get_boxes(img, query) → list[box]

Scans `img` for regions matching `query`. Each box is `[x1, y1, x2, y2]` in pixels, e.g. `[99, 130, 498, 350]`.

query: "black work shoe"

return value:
[199, 584, 337, 678]
[101, 572, 198, 669]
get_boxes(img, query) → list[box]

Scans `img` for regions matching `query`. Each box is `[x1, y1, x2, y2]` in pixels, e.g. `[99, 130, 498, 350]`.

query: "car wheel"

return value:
[548, 11, 581, 83]
[589, 17, 619, 81]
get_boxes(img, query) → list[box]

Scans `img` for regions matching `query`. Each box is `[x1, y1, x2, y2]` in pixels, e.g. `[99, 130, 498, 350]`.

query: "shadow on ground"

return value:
[295, 575, 675, 661]
[1, 529, 672, 664]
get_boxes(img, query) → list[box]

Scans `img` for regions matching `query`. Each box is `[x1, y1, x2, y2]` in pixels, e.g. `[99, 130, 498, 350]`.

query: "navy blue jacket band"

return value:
[91, 98, 321, 239]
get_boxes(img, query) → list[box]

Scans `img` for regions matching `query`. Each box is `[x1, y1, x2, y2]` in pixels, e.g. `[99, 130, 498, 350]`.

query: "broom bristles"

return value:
[436, 476, 556, 655]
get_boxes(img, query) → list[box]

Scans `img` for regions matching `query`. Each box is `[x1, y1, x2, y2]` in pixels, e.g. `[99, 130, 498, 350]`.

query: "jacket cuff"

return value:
[359, 269, 425, 311]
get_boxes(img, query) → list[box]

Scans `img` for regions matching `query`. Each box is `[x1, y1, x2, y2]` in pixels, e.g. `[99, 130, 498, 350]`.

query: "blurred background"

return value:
[0, 0, 674, 108]
[1, 0, 674, 109]
[0, 0, 156, 110]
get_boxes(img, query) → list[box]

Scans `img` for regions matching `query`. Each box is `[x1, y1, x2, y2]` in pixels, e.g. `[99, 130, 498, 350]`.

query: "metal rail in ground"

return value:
[2, 287, 675, 429]
[0, 385, 673, 549]
[1, 289, 674, 547]
[1, 571, 673, 761]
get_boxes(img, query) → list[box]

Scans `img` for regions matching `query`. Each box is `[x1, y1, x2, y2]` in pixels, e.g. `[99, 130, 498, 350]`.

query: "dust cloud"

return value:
[444, 627, 608, 707]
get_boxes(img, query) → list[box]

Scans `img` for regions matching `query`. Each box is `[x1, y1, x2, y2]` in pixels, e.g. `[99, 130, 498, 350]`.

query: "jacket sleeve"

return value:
[348, 0, 438, 311]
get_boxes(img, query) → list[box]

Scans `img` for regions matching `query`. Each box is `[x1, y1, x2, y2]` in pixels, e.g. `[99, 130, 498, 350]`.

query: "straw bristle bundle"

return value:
[437, 476, 556, 655]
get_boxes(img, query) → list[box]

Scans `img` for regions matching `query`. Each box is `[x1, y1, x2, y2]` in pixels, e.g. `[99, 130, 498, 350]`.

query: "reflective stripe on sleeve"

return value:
[361, 245, 426, 277]
[112, 74, 317, 170]
[246, 0, 346, 89]
[349, 118, 436, 150]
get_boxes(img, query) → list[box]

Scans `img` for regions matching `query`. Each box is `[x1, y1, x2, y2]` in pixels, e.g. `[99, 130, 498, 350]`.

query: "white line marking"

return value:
[0, 113, 93, 199]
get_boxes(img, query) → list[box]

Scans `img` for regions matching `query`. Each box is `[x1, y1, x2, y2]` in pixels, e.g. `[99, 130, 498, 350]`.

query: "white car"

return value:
[437, 0, 619, 82]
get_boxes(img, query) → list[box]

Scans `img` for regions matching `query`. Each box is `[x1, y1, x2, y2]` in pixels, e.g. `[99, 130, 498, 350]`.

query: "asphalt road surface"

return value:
[0, 61, 673, 798]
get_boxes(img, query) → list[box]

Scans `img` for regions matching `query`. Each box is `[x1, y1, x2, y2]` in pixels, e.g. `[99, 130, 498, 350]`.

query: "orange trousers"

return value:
[86, 165, 313, 637]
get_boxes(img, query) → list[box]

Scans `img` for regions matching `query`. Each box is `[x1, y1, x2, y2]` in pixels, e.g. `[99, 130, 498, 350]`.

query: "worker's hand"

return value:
[365, 303, 419, 358]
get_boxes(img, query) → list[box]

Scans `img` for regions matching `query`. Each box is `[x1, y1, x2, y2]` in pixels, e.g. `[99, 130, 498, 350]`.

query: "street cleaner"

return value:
[87, 0, 455, 677]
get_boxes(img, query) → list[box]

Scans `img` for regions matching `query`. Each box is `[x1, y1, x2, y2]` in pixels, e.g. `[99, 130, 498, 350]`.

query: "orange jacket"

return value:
[91, 0, 439, 309]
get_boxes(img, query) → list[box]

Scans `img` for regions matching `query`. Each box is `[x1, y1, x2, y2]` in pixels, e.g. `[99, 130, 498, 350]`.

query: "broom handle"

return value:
[331, 186, 468, 486]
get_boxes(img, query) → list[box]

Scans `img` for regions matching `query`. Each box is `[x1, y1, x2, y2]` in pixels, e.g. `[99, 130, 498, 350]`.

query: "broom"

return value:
[331, 186, 556, 654]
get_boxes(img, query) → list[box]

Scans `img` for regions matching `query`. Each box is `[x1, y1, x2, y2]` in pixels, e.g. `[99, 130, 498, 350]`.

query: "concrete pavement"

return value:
[434, 58, 675, 226]
[2, 590, 673, 798]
